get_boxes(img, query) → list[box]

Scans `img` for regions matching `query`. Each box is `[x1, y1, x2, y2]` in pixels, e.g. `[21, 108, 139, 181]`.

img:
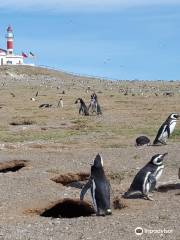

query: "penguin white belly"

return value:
[159, 126, 168, 140]
[161, 131, 168, 140]
[92, 179, 97, 212]
[170, 121, 176, 134]
[154, 166, 164, 180]
[143, 172, 151, 194]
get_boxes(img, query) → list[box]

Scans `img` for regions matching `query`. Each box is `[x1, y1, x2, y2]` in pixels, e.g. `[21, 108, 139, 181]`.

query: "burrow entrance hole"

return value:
[40, 198, 95, 218]
[10, 120, 35, 126]
[51, 172, 89, 188]
[0, 160, 28, 173]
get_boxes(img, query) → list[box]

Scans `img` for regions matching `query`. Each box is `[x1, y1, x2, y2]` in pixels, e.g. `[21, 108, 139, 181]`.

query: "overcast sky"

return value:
[0, 1, 180, 80]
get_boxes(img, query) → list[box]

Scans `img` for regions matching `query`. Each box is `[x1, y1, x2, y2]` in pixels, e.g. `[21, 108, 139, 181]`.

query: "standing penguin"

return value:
[124, 153, 168, 201]
[58, 98, 64, 108]
[88, 93, 102, 115]
[75, 98, 89, 116]
[80, 154, 111, 216]
[153, 113, 179, 145]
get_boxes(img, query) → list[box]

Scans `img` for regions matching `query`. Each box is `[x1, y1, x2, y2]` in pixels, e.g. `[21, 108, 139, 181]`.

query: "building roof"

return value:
[7, 25, 13, 32]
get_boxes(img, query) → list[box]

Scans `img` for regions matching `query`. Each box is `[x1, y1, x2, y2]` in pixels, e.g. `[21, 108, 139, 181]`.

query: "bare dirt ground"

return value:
[0, 65, 179, 240]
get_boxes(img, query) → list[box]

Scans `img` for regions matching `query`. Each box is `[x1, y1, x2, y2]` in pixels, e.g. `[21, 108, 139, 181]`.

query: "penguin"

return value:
[75, 98, 89, 116]
[153, 113, 179, 145]
[124, 153, 168, 201]
[88, 94, 97, 114]
[58, 98, 63, 108]
[80, 154, 112, 216]
[39, 103, 52, 108]
[135, 136, 150, 146]
[88, 93, 102, 115]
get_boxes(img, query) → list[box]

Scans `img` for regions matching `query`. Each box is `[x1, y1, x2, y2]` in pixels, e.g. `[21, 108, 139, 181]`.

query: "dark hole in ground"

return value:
[40, 198, 95, 218]
[157, 183, 180, 192]
[10, 120, 34, 126]
[51, 172, 89, 188]
[113, 196, 127, 210]
[0, 160, 28, 173]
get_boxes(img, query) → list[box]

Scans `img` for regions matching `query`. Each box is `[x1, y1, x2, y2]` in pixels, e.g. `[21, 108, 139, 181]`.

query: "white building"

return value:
[0, 53, 24, 65]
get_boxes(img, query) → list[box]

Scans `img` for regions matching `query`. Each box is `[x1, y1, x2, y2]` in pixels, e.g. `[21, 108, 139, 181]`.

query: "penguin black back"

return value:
[135, 136, 150, 146]
[75, 98, 89, 116]
[80, 154, 111, 216]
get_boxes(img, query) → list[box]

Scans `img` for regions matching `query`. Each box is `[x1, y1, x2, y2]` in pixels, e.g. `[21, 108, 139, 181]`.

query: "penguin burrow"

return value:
[40, 198, 95, 218]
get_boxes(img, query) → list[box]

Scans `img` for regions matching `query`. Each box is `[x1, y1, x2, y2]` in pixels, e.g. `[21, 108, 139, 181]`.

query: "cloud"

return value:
[0, 0, 180, 12]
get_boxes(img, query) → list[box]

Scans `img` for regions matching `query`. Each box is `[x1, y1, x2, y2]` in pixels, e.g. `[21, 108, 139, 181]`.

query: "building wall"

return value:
[0, 55, 24, 65]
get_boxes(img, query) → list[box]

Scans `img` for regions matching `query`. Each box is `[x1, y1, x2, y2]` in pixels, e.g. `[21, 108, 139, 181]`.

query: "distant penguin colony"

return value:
[124, 153, 168, 201]
[80, 154, 112, 216]
[153, 113, 179, 145]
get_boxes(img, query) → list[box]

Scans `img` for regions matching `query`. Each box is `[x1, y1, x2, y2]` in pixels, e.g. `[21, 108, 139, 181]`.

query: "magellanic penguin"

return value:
[75, 98, 89, 116]
[80, 154, 112, 216]
[88, 93, 102, 115]
[153, 113, 179, 145]
[124, 153, 168, 201]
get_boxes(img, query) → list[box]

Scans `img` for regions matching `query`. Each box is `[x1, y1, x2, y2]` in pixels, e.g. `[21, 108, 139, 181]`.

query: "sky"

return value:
[0, 1, 180, 80]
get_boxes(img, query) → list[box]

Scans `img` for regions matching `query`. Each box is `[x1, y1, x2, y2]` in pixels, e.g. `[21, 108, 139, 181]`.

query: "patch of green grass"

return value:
[0, 129, 77, 143]
[171, 129, 180, 140]
[102, 142, 128, 148]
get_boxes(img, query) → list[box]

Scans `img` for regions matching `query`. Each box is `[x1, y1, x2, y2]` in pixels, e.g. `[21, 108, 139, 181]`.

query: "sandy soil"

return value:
[0, 65, 179, 240]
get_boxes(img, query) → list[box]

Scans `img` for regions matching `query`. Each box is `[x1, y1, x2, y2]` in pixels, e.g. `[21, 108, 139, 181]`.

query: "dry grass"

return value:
[0, 65, 180, 148]
[51, 172, 89, 185]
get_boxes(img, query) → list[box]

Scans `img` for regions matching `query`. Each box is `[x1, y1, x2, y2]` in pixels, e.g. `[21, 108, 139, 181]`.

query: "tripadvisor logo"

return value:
[135, 227, 144, 236]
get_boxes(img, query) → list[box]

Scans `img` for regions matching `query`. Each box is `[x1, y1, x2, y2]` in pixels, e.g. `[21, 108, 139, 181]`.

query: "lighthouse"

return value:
[0, 25, 34, 66]
[6, 25, 14, 55]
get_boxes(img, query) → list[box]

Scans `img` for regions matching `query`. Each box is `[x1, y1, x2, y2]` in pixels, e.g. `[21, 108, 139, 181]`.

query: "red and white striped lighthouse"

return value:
[6, 25, 14, 55]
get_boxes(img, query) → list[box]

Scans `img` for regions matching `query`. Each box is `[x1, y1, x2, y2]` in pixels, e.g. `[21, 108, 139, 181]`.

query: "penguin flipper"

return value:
[80, 178, 92, 200]
[153, 124, 166, 144]
[97, 104, 102, 115]
[146, 174, 156, 193]
[166, 125, 170, 138]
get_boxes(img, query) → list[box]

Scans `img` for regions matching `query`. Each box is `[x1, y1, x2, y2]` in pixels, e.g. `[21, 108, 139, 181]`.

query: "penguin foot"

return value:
[106, 209, 112, 215]
[97, 209, 110, 216]
[144, 195, 154, 201]
[159, 140, 167, 145]
[96, 212, 106, 217]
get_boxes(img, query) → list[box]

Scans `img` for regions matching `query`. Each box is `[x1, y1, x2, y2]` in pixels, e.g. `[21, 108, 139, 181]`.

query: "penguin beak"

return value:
[162, 152, 168, 160]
